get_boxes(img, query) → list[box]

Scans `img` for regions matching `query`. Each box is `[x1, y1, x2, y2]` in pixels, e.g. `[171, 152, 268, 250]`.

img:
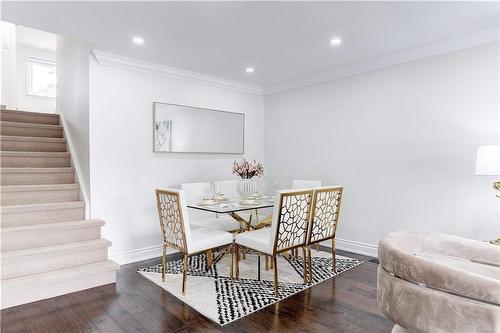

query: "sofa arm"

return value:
[377, 266, 500, 333]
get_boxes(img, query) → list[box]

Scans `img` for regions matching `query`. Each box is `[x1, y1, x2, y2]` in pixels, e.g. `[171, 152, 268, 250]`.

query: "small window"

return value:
[26, 56, 56, 98]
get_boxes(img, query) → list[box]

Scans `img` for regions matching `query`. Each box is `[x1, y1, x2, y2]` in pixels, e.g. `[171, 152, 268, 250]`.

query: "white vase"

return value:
[237, 179, 257, 198]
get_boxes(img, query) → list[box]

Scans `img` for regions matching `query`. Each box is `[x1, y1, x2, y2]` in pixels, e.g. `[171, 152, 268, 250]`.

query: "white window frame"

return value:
[26, 56, 56, 99]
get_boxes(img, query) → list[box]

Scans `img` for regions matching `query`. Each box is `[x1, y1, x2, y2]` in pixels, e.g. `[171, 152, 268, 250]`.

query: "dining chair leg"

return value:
[265, 255, 269, 271]
[332, 238, 337, 273]
[316, 243, 320, 251]
[272, 256, 279, 298]
[239, 243, 246, 260]
[235, 244, 240, 279]
[307, 246, 313, 283]
[270, 256, 274, 269]
[162, 244, 166, 282]
[302, 246, 308, 283]
[181, 253, 188, 295]
[257, 254, 261, 281]
[230, 245, 234, 279]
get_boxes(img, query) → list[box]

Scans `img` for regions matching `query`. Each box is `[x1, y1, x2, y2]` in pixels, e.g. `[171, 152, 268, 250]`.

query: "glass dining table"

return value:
[187, 195, 275, 230]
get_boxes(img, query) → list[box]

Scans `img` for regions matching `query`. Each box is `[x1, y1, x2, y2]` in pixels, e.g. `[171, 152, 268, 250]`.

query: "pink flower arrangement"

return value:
[232, 159, 265, 179]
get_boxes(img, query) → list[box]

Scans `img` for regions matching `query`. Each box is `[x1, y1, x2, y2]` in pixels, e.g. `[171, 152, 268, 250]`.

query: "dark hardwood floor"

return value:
[1, 249, 393, 333]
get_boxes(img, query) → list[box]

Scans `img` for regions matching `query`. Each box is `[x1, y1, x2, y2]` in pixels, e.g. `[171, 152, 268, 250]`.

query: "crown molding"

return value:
[264, 26, 500, 95]
[92, 50, 263, 95]
[93, 26, 499, 97]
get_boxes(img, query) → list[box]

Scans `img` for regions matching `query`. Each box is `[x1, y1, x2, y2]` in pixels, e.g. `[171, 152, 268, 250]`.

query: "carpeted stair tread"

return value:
[2, 239, 111, 260]
[1, 219, 105, 233]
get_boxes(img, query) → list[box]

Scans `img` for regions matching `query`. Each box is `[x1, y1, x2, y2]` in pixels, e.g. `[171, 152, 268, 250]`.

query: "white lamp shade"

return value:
[475, 145, 500, 176]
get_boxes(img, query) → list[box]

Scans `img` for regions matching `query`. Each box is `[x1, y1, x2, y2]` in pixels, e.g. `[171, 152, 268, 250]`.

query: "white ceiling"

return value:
[2, 2, 499, 89]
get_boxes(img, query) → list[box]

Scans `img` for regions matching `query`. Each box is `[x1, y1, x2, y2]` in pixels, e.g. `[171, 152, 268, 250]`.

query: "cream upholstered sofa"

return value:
[377, 231, 500, 333]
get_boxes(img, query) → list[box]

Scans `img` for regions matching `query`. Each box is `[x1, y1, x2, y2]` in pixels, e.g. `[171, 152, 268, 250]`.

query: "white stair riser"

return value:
[1, 124, 63, 138]
[2, 247, 109, 280]
[1, 139, 66, 152]
[1, 171, 74, 186]
[0, 154, 71, 167]
[0, 111, 60, 125]
[1, 270, 116, 309]
[1, 207, 85, 226]
[1, 188, 79, 205]
[1, 226, 101, 251]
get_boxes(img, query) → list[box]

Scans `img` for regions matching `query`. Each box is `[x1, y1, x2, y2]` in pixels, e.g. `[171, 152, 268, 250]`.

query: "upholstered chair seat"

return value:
[235, 228, 273, 254]
[377, 230, 500, 333]
[188, 228, 233, 254]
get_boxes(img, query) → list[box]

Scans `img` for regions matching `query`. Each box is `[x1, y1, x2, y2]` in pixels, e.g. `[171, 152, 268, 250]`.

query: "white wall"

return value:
[16, 44, 55, 113]
[89, 57, 265, 263]
[1, 21, 17, 109]
[264, 42, 499, 256]
[56, 36, 92, 210]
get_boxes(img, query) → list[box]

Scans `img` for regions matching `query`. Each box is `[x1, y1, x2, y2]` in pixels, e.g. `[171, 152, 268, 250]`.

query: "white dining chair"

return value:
[234, 189, 314, 297]
[180, 182, 214, 228]
[213, 180, 239, 198]
[251, 180, 321, 231]
[180, 182, 241, 232]
[155, 188, 234, 294]
[290, 179, 323, 252]
[292, 179, 322, 189]
[180, 182, 209, 203]
[305, 186, 343, 281]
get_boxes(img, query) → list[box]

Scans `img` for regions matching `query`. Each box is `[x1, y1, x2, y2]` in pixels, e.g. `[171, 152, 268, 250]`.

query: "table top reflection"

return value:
[187, 195, 275, 214]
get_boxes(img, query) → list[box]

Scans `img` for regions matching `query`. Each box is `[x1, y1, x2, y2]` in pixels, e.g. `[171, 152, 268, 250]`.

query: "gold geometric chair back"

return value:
[270, 189, 314, 254]
[155, 188, 192, 253]
[307, 186, 343, 244]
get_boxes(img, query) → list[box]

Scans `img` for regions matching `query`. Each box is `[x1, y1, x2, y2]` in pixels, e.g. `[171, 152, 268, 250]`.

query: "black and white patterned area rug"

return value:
[137, 249, 362, 326]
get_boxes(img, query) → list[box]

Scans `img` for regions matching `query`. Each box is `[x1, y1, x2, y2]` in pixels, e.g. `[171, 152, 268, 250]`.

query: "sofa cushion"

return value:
[416, 253, 500, 281]
[379, 231, 500, 305]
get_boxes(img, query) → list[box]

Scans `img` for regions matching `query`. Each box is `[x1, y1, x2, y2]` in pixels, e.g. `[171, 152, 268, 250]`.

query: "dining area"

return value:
[139, 159, 358, 326]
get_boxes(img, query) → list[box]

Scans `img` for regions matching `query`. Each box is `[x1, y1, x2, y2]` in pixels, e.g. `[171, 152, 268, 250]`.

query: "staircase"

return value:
[0, 109, 118, 309]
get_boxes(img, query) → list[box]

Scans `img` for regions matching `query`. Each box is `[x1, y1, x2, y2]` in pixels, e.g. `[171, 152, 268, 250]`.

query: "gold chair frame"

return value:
[304, 186, 343, 283]
[234, 189, 314, 297]
[155, 189, 233, 295]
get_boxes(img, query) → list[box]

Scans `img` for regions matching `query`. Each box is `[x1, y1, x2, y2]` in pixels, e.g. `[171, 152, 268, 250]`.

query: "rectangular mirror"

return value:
[153, 102, 244, 154]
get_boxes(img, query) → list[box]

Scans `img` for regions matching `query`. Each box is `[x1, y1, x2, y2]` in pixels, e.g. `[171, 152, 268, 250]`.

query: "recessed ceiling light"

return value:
[330, 37, 342, 46]
[132, 36, 144, 45]
[245, 67, 254, 73]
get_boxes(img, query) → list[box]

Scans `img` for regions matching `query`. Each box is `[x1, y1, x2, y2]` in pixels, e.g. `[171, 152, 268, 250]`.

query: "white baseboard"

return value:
[320, 238, 378, 258]
[111, 245, 179, 265]
[113, 237, 378, 266]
